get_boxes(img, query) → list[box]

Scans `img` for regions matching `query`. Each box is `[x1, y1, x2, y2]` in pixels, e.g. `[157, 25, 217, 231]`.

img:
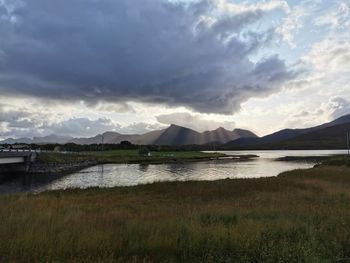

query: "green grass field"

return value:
[37, 150, 227, 165]
[1, 164, 350, 262]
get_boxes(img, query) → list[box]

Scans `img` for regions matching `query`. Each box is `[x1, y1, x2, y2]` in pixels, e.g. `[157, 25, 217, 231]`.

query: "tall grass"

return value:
[37, 150, 227, 165]
[1, 166, 350, 262]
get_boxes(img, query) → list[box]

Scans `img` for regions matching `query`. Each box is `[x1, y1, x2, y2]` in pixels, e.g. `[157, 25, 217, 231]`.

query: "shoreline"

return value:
[28, 160, 98, 176]
[39, 164, 350, 193]
[2, 153, 348, 196]
[28, 152, 258, 176]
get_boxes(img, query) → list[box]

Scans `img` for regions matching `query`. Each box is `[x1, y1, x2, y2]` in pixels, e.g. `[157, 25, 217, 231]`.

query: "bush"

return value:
[138, 147, 150, 156]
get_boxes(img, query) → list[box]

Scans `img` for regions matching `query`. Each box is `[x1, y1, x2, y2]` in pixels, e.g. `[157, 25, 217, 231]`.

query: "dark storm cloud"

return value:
[0, 0, 295, 114]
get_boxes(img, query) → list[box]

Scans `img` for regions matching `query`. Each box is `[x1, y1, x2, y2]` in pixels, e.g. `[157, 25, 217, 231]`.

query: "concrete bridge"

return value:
[0, 151, 37, 180]
[0, 151, 36, 165]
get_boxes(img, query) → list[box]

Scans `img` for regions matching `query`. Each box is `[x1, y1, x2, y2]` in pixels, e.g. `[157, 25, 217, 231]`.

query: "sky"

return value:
[0, 0, 349, 139]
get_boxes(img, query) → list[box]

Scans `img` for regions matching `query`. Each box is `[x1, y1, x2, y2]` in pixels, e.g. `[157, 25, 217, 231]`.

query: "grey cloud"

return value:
[0, 103, 38, 132]
[41, 118, 121, 138]
[93, 102, 135, 114]
[0, 0, 294, 114]
[156, 112, 235, 132]
[45, 119, 163, 137]
[328, 96, 350, 119]
[0, 106, 162, 138]
[293, 111, 309, 118]
[117, 122, 164, 134]
[284, 97, 350, 130]
[46, 118, 163, 137]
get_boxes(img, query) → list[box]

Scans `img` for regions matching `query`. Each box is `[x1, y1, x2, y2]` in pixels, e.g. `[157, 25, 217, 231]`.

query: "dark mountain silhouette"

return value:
[202, 127, 256, 144]
[69, 129, 166, 145]
[133, 129, 165, 145]
[223, 114, 350, 149]
[278, 122, 350, 149]
[153, 125, 257, 146]
[153, 124, 203, 145]
[314, 114, 350, 130]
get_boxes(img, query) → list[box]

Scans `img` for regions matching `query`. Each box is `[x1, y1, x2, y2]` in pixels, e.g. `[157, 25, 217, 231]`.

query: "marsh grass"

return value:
[323, 156, 350, 167]
[1, 166, 350, 262]
[37, 150, 226, 165]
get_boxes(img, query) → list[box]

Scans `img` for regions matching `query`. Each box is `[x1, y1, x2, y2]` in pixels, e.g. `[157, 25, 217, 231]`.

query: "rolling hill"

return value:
[223, 114, 350, 150]
[275, 122, 350, 149]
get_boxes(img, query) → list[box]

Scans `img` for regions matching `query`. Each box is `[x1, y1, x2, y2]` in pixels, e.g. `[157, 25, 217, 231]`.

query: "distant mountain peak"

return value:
[169, 123, 189, 129]
[102, 131, 120, 136]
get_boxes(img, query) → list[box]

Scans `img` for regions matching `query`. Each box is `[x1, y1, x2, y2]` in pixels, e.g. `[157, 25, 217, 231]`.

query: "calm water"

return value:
[0, 150, 347, 193]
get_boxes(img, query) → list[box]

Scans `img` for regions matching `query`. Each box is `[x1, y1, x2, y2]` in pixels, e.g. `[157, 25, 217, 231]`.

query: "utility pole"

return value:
[101, 134, 104, 152]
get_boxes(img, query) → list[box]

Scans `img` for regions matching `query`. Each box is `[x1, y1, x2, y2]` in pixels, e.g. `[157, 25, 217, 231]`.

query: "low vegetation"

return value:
[36, 150, 228, 165]
[322, 155, 350, 167]
[1, 164, 350, 262]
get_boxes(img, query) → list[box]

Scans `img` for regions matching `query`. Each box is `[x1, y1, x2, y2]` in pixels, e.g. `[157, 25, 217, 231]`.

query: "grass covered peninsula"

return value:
[27, 150, 235, 176]
[36, 150, 232, 165]
[1, 157, 350, 262]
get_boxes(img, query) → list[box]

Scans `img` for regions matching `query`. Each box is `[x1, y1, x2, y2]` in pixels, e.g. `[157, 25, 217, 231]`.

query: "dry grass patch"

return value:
[1, 166, 350, 262]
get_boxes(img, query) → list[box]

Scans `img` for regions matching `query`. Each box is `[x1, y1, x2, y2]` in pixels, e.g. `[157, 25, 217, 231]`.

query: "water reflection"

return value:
[138, 164, 149, 173]
[0, 149, 348, 193]
[97, 164, 104, 186]
[35, 158, 310, 192]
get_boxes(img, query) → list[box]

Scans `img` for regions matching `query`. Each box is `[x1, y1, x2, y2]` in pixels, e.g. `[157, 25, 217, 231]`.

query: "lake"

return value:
[0, 150, 347, 194]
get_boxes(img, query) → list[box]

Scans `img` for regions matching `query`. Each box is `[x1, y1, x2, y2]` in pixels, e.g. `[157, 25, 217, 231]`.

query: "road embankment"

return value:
[28, 160, 98, 176]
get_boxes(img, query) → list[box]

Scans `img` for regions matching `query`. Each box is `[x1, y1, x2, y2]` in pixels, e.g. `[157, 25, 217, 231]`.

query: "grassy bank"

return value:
[36, 150, 237, 165]
[1, 164, 350, 262]
[322, 155, 350, 167]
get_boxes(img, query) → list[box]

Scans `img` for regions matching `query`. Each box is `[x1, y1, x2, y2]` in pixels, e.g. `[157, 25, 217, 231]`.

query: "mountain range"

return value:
[1, 114, 350, 149]
[0, 125, 257, 146]
[222, 114, 350, 149]
[0, 134, 73, 145]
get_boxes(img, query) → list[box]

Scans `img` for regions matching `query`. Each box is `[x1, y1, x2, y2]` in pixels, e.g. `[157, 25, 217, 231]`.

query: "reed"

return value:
[36, 150, 227, 164]
[1, 165, 350, 262]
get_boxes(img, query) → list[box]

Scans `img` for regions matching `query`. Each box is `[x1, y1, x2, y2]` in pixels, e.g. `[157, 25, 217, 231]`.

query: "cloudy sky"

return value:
[0, 0, 349, 139]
